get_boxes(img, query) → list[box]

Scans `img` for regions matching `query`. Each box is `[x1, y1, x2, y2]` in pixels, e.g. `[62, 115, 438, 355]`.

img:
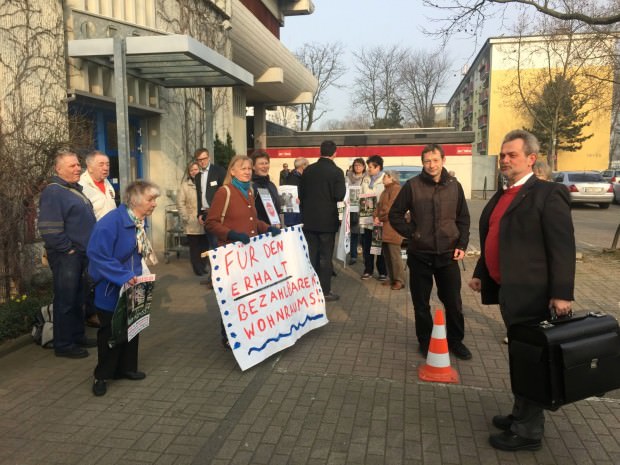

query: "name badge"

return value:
[210, 181, 218, 186]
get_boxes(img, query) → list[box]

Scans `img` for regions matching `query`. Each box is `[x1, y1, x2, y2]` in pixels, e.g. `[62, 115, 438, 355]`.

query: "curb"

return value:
[0, 334, 33, 358]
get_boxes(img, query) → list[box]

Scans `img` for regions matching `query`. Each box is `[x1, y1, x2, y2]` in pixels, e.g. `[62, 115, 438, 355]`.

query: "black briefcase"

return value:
[508, 311, 620, 410]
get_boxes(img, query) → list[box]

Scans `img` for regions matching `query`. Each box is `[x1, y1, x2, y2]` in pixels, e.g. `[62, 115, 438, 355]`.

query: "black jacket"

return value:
[299, 157, 346, 232]
[389, 168, 469, 256]
[195, 163, 226, 218]
[473, 175, 575, 327]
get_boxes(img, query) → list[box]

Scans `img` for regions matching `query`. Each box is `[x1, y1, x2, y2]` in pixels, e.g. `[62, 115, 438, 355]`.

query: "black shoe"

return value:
[348, 258, 357, 265]
[115, 371, 146, 381]
[418, 342, 429, 358]
[222, 339, 231, 350]
[55, 347, 89, 359]
[324, 293, 340, 302]
[450, 342, 472, 360]
[489, 431, 542, 451]
[492, 414, 514, 431]
[92, 379, 107, 396]
[77, 337, 97, 348]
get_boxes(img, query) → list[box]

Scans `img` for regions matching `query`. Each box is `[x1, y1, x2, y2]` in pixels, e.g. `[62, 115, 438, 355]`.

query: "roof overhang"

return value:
[229, 0, 317, 106]
[68, 34, 254, 89]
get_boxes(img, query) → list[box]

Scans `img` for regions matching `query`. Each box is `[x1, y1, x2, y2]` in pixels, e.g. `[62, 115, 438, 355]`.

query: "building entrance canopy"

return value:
[68, 34, 254, 88]
[67, 34, 253, 191]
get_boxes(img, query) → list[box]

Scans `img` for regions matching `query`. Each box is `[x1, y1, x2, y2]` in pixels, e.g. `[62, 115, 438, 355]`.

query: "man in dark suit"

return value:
[299, 140, 346, 302]
[195, 148, 226, 251]
[469, 129, 575, 452]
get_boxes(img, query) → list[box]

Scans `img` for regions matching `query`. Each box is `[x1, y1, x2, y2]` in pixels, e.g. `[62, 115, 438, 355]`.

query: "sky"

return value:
[280, 0, 515, 128]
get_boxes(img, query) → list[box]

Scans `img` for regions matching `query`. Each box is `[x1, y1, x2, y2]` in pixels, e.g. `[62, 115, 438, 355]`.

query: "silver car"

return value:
[553, 171, 614, 209]
[383, 165, 423, 185]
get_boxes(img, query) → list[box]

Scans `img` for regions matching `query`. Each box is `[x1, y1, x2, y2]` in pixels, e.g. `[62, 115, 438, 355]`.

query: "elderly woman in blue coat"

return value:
[87, 180, 160, 397]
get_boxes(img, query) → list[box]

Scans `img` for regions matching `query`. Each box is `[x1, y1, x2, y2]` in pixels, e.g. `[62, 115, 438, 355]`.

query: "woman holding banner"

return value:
[87, 180, 160, 397]
[206, 155, 281, 348]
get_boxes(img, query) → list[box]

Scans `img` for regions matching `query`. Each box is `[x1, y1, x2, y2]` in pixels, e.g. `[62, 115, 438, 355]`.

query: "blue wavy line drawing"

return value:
[247, 314, 325, 355]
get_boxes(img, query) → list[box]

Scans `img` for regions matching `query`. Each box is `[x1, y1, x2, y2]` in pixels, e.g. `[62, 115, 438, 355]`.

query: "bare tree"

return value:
[501, 17, 614, 170]
[0, 1, 88, 297]
[158, 0, 231, 166]
[423, 0, 620, 40]
[352, 45, 407, 126]
[324, 113, 372, 130]
[270, 106, 299, 129]
[399, 49, 451, 127]
[295, 42, 347, 131]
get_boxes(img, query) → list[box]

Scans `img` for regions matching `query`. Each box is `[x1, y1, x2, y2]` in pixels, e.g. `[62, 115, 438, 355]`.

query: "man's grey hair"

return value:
[124, 180, 160, 208]
[54, 149, 77, 167]
[85, 150, 109, 166]
[294, 157, 308, 169]
[502, 130, 540, 155]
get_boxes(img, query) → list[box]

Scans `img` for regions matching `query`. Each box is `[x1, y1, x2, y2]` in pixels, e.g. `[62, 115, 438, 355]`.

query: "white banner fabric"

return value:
[208, 226, 328, 370]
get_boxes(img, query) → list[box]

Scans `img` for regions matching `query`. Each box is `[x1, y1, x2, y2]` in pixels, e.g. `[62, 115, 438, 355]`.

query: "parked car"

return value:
[601, 169, 620, 184]
[553, 171, 614, 208]
[383, 165, 423, 185]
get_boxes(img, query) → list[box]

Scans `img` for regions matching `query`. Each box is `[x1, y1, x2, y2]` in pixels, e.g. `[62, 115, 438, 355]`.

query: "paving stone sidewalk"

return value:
[0, 249, 619, 465]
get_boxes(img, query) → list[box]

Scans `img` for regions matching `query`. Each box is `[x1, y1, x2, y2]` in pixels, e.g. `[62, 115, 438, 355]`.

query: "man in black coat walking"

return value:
[469, 129, 575, 452]
[299, 141, 346, 301]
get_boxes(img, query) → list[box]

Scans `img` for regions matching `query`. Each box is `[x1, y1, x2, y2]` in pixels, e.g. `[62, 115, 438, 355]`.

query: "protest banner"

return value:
[208, 226, 328, 371]
[277, 185, 299, 213]
[109, 274, 156, 348]
[349, 185, 361, 213]
[335, 185, 351, 264]
[370, 225, 383, 255]
[359, 193, 376, 226]
[257, 188, 280, 225]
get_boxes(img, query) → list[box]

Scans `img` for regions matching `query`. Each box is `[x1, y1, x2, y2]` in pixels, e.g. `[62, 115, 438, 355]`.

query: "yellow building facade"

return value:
[448, 35, 615, 182]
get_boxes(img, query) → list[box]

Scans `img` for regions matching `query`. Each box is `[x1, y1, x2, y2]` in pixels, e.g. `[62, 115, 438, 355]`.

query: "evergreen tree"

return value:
[372, 101, 403, 129]
[525, 75, 592, 161]
[213, 132, 235, 167]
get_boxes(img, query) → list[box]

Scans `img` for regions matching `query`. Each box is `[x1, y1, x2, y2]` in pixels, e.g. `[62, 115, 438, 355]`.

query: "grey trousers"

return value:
[511, 394, 545, 440]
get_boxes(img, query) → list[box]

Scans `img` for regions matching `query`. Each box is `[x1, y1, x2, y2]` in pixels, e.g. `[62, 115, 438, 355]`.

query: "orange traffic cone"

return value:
[418, 309, 460, 384]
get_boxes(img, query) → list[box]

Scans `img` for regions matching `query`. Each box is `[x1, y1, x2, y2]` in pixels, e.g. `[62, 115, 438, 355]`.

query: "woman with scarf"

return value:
[206, 155, 281, 347]
[249, 150, 282, 227]
[346, 157, 366, 265]
[177, 161, 208, 275]
[87, 180, 160, 396]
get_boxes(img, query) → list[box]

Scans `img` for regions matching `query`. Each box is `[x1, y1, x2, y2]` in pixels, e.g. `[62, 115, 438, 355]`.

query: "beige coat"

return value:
[375, 182, 403, 245]
[177, 178, 204, 235]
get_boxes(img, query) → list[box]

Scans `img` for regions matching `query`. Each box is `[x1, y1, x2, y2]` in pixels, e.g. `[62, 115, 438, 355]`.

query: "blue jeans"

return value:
[47, 250, 88, 353]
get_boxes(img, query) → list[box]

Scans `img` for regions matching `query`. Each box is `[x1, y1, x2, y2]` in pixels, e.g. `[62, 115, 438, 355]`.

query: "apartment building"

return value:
[447, 34, 615, 189]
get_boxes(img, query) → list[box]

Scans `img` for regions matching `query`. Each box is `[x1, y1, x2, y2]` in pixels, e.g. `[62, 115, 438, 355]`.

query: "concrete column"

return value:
[254, 103, 267, 150]
[204, 89, 214, 157]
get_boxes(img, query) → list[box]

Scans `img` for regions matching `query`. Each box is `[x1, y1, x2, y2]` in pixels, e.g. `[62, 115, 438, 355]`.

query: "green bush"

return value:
[0, 293, 52, 343]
